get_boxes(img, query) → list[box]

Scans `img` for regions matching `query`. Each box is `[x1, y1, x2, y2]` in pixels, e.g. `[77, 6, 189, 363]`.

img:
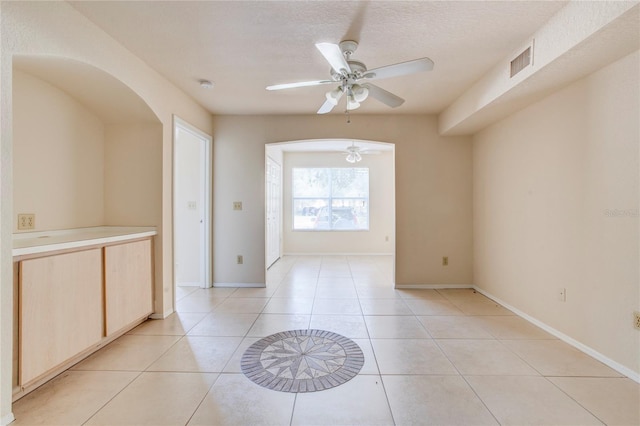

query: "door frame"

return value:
[172, 116, 212, 292]
[265, 155, 282, 269]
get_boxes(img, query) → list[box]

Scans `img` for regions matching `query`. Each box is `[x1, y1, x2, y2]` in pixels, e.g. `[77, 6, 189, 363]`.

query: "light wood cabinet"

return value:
[16, 237, 154, 393]
[19, 249, 103, 385]
[104, 239, 154, 335]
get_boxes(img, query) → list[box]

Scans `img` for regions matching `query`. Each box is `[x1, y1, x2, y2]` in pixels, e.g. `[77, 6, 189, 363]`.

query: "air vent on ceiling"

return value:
[510, 45, 532, 78]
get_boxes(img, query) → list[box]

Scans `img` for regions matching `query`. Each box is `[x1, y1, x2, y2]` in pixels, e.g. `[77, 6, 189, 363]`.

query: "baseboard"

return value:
[1, 413, 15, 426]
[214, 282, 266, 288]
[283, 252, 394, 256]
[149, 310, 173, 320]
[473, 286, 640, 384]
[395, 284, 473, 289]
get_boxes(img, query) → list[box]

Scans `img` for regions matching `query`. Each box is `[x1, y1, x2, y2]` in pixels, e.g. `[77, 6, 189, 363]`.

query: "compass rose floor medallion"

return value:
[241, 329, 364, 393]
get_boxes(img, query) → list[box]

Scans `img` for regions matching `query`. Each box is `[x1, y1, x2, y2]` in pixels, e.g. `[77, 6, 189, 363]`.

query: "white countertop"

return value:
[13, 226, 157, 257]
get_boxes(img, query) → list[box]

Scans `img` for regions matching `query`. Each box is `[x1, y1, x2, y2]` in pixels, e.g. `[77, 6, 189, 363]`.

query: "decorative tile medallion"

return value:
[241, 329, 364, 393]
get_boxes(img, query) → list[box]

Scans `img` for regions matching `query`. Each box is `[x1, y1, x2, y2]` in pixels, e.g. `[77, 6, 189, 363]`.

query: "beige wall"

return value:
[104, 123, 162, 227]
[213, 115, 473, 286]
[473, 50, 640, 376]
[283, 151, 395, 255]
[13, 70, 105, 231]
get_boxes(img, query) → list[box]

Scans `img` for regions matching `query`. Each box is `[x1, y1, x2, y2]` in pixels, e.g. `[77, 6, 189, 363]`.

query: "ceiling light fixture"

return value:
[345, 142, 363, 163]
[199, 79, 214, 89]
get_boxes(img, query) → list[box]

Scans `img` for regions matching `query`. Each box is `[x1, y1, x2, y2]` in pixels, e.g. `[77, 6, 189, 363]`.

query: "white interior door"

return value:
[174, 118, 212, 288]
[266, 156, 282, 268]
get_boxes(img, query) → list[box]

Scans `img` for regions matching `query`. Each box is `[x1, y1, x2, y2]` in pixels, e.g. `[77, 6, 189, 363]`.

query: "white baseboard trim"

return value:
[395, 284, 473, 289]
[149, 310, 173, 320]
[2, 412, 15, 426]
[473, 286, 640, 383]
[283, 252, 394, 256]
[214, 282, 265, 288]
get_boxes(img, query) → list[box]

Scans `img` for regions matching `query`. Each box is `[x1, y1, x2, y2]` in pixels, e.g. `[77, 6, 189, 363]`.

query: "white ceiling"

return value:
[69, 1, 568, 116]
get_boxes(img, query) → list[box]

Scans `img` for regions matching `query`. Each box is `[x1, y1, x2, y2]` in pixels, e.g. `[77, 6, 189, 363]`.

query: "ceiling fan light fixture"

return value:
[346, 151, 362, 163]
[325, 87, 343, 105]
[352, 84, 369, 102]
[346, 94, 361, 110]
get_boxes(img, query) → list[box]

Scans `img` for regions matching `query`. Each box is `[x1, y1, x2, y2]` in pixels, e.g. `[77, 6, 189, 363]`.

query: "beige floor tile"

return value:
[72, 335, 180, 371]
[453, 299, 514, 316]
[175, 292, 227, 313]
[383, 375, 499, 425]
[353, 276, 395, 288]
[291, 375, 394, 426]
[188, 373, 295, 425]
[397, 288, 446, 300]
[262, 297, 315, 314]
[175, 285, 200, 301]
[272, 284, 317, 298]
[548, 377, 640, 425]
[466, 375, 602, 425]
[365, 315, 430, 338]
[246, 313, 311, 337]
[502, 339, 622, 377]
[372, 339, 458, 375]
[12, 371, 138, 425]
[86, 372, 217, 425]
[317, 276, 355, 286]
[222, 337, 260, 373]
[437, 339, 539, 376]
[312, 298, 362, 315]
[355, 286, 402, 299]
[127, 312, 207, 336]
[405, 298, 465, 315]
[418, 315, 494, 339]
[351, 338, 381, 375]
[310, 314, 370, 338]
[360, 298, 413, 315]
[187, 312, 259, 336]
[437, 288, 489, 303]
[228, 286, 277, 298]
[315, 285, 359, 299]
[147, 336, 242, 372]
[474, 315, 555, 339]
[213, 297, 269, 313]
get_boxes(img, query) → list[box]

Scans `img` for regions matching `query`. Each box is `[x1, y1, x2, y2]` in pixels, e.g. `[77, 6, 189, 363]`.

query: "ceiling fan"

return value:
[266, 40, 434, 114]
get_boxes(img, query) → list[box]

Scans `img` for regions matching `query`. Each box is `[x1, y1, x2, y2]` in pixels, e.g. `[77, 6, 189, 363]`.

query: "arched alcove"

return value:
[11, 56, 163, 390]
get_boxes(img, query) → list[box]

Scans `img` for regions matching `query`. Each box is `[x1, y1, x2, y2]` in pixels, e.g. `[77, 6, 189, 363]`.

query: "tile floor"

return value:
[12, 255, 640, 425]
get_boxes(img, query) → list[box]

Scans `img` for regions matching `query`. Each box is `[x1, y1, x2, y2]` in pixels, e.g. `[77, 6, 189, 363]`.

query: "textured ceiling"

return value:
[70, 1, 568, 116]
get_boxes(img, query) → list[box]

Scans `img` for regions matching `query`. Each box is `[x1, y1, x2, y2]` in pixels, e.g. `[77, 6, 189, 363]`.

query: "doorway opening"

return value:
[264, 139, 396, 283]
[173, 117, 212, 295]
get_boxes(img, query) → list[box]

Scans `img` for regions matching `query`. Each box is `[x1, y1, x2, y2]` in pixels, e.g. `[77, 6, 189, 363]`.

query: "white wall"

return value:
[213, 115, 472, 286]
[283, 151, 395, 255]
[13, 70, 105, 231]
[473, 50, 639, 377]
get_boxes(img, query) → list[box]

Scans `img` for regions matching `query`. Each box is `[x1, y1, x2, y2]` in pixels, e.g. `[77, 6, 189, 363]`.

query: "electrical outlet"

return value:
[187, 201, 197, 210]
[233, 201, 243, 211]
[634, 311, 640, 330]
[236, 255, 243, 265]
[557, 288, 566, 302]
[442, 256, 448, 266]
[18, 213, 35, 230]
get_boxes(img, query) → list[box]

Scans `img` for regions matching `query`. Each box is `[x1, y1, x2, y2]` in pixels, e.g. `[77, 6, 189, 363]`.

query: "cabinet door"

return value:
[104, 239, 154, 335]
[20, 249, 103, 385]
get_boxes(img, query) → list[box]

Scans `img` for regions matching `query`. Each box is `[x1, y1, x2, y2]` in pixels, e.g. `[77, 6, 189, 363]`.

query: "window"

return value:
[292, 167, 369, 231]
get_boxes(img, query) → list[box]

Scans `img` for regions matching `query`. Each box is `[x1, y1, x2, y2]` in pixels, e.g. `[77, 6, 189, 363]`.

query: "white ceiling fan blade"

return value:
[315, 43, 352, 74]
[364, 84, 405, 108]
[317, 99, 336, 114]
[266, 80, 334, 91]
[364, 57, 434, 80]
